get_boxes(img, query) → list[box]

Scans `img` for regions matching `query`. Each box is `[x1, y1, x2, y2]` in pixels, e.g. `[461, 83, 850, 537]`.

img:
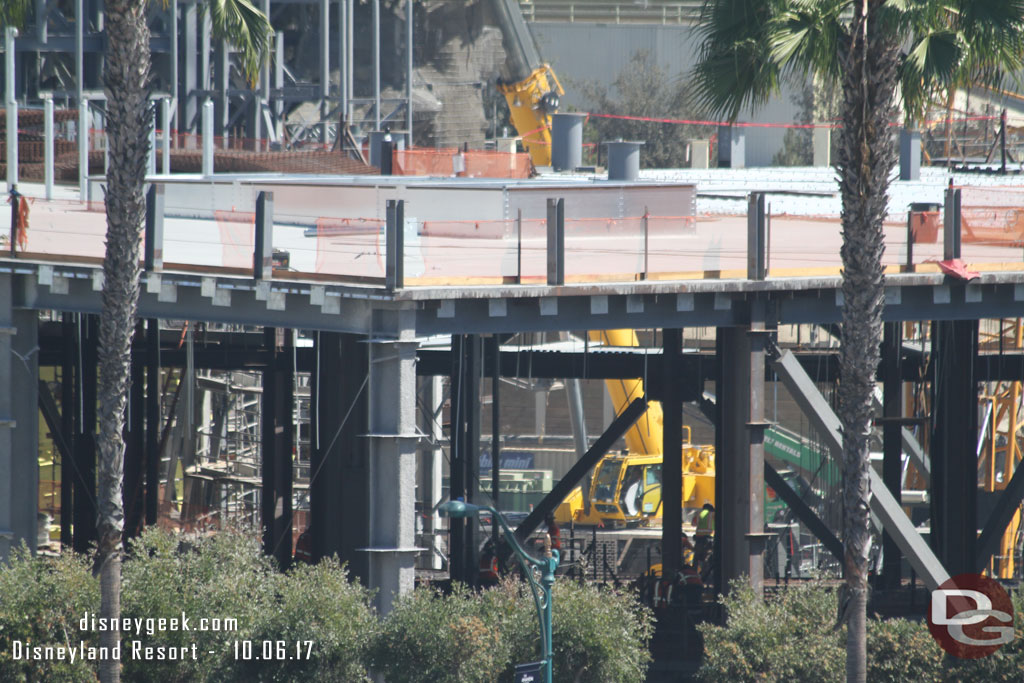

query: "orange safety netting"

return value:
[392, 148, 532, 178]
[957, 186, 1024, 247]
[214, 211, 255, 270]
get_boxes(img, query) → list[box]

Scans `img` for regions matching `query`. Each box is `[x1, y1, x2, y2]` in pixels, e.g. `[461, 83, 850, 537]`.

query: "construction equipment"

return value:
[554, 330, 716, 527]
[487, 0, 565, 167]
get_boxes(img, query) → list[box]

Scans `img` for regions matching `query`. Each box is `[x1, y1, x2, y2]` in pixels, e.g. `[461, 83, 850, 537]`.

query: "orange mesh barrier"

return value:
[961, 208, 1024, 246]
[393, 148, 532, 178]
[214, 211, 255, 270]
[315, 217, 385, 277]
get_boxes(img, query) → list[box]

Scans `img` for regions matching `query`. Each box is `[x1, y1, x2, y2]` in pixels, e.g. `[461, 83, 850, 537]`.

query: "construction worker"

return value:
[294, 525, 314, 564]
[545, 512, 562, 551]
[696, 502, 715, 538]
[695, 503, 714, 579]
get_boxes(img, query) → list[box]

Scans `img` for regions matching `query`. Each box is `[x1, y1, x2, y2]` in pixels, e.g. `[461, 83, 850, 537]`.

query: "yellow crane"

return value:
[555, 330, 716, 527]
[487, 0, 564, 167]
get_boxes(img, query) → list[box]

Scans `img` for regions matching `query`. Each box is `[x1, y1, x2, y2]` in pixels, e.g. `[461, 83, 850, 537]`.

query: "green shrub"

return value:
[368, 582, 515, 683]
[241, 558, 377, 682]
[548, 582, 654, 683]
[369, 578, 653, 683]
[698, 581, 845, 683]
[866, 616, 942, 683]
[0, 544, 100, 682]
[941, 585, 1024, 682]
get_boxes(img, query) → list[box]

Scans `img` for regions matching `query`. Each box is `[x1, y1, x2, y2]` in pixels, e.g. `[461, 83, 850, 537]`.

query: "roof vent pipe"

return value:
[551, 113, 586, 171]
[606, 140, 643, 181]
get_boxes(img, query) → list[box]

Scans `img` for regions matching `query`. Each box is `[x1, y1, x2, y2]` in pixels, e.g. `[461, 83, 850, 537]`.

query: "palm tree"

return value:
[693, 1, 1024, 680]
[97, 2, 269, 681]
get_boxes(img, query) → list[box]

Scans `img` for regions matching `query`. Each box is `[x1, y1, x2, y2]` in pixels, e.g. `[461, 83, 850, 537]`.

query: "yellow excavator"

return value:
[487, 0, 564, 166]
[555, 330, 717, 527]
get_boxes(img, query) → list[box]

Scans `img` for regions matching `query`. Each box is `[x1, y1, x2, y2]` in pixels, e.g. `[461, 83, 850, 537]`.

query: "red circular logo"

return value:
[927, 573, 1015, 659]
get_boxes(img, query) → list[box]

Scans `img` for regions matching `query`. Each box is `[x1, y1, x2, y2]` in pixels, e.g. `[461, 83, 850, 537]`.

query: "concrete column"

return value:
[0, 277, 39, 562]
[366, 308, 419, 614]
[690, 140, 709, 169]
[899, 129, 921, 181]
[812, 127, 831, 167]
[202, 99, 214, 175]
[717, 125, 745, 169]
[78, 99, 89, 200]
[715, 305, 768, 594]
[5, 27, 18, 191]
[161, 98, 171, 175]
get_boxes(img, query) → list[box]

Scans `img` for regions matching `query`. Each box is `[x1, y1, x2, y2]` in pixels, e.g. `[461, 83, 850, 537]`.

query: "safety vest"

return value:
[696, 509, 714, 536]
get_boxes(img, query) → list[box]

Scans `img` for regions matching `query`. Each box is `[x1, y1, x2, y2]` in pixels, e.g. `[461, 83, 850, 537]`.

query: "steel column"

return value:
[930, 319, 978, 575]
[310, 332, 370, 579]
[261, 328, 294, 568]
[490, 335, 501, 545]
[449, 334, 467, 582]
[73, 315, 98, 553]
[60, 314, 77, 546]
[662, 328, 683, 578]
[145, 319, 160, 526]
[881, 322, 903, 588]
[124, 322, 146, 541]
[365, 309, 419, 614]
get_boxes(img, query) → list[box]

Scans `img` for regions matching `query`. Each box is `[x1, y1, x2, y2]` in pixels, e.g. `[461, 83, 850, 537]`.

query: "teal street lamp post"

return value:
[438, 500, 560, 683]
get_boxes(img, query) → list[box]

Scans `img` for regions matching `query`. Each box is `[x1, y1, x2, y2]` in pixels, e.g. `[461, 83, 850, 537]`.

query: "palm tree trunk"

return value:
[835, 2, 899, 681]
[96, 1, 151, 681]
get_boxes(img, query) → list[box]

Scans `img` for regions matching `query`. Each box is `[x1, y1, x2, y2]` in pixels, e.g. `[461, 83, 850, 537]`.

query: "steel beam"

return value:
[930, 320, 978, 575]
[310, 332, 370, 577]
[769, 343, 951, 590]
[514, 397, 647, 543]
[764, 462, 843, 563]
[881, 322, 902, 588]
[662, 328, 683, 578]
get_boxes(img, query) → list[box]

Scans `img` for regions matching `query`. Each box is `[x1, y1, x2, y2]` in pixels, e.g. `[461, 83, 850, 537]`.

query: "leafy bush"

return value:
[941, 585, 1024, 682]
[122, 527, 375, 683]
[370, 578, 653, 683]
[0, 544, 100, 682]
[368, 582, 518, 683]
[866, 616, 942, 683]
[241, 559, 377, 682]
[698, 581, 845, 682]
[548, 582, 654, 683]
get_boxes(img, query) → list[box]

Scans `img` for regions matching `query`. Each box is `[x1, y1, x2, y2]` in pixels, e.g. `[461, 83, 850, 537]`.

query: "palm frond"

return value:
[0, 0, 31, 30]
[203, 0, 273, 85]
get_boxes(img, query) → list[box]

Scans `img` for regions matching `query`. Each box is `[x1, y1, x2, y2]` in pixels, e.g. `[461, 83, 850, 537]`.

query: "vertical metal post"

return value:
[320, 0, 330, 144]
[260, 328, 277, 558]
[145, 319, 159, 526]
[169, 0, 178, 111]
[346, 0, 354, 123]
[338, 0, 347, 123]
[490, 335, 501, 547]
[4, 27, 17, 191]
[254, 191, 274, 280]
[201, 98, 214, 175]
[145, 184, 165, 271]
[464, 334, 481, 584]
[60, 314, 77, 545]
[78, 99, 88, 200]
[161, 98, 171, 174]
[406, 0, 414, 146]
[546, 198, 565, 286]
[662, 328, 683, 578]
[747, 192, 766, 280]
[516, 209, 523, 284]
[148, 103, 157, 176]
[373, 0, 381, 130]
[905, 209, 914, 268]
[183, 3, 197, 137]
[73, 316, 98, 553]
[44, 97, 54, 199]
[1000, 109, 1007, 174]
[449, 335, 466, 582]
[642, 209, 649, 279]
[881, 322, 903, 589]
[274, 32, 284, 124]
[943, 187, 961, 260]
[386, 199, 405, 289]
